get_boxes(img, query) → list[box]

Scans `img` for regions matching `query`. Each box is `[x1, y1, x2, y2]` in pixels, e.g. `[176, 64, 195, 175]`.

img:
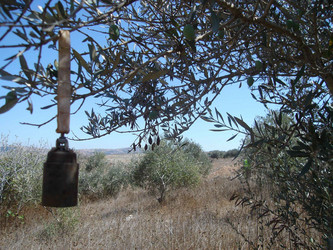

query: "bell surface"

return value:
[42, 147, 79, 207]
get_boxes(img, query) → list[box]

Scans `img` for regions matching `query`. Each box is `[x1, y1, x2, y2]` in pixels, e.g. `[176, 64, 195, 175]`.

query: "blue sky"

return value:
[0, 2, 267, 152]
[0, 78, 266, 151]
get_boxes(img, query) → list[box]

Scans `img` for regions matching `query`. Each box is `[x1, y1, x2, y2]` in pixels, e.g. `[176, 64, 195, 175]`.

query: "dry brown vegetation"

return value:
[0, 158, 313, 249]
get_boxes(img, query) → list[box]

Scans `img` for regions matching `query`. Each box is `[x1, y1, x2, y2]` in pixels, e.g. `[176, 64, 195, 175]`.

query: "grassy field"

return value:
[0, 157, 313, 249]
[106, 153, 143, 164]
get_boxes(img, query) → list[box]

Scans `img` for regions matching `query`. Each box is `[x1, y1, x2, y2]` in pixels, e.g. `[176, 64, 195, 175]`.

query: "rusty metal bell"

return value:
[42, 136, 79, 207]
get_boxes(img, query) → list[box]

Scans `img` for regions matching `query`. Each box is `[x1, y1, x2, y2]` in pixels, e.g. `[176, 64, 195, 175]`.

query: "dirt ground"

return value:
[208, 158, 242, 179]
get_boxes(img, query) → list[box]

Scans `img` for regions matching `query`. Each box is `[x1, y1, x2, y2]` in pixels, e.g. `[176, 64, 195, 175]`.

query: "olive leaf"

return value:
[0, 91, 18, 114]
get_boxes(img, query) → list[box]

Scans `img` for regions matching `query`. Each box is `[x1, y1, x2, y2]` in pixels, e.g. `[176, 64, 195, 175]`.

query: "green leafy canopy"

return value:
[0, 0, 332, 151]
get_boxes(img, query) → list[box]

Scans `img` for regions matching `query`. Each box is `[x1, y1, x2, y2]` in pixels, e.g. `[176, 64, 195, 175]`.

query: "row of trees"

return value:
[208, 149, 239, 159]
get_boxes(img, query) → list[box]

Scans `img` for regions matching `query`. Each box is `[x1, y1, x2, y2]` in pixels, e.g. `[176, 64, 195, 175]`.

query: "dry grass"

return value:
[0, 158, 315, 249]
[105, 153, 143, 165]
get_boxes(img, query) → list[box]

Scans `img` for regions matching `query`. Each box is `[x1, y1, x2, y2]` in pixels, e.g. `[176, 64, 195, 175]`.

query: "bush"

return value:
[0, 135, 46, 214]
[223, 149, 239, 158]
[205, 72, 332, 248]
[79, 151, 128, 199]
[37, 207, 80, 241]
[99, 162, 130, 197]
[0, 139, 131, 210]
[131, 139, 211, 203]
[180, 139, 212, 175]
[208, 149, 239, 159]
[237, 107, 332, 248]
[84, 151, 107, 172]
[208, 150, 224, 159]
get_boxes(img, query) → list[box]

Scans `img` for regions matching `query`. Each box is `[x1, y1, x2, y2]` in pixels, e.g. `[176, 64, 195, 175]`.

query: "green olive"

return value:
[247, 77, 254, 87]
[109, 24, 120, 42]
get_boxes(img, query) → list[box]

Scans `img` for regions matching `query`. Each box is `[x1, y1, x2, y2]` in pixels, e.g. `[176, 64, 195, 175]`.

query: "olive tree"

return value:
[0, 0, 332, 246]
[0, 0, 332, 148]
[204, 71, 332, 248]
[131, 139, 209, 203]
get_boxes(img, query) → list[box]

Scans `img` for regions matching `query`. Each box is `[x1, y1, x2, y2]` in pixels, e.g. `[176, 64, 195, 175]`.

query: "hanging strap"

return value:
[56, 30, 71, 134]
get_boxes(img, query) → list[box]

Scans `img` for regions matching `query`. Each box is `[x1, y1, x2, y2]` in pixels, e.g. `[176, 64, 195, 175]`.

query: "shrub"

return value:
[208, 149, 239, 159]
[99, 162, 130, 197]
[236, 108, 332, 248]
[205, 71, 332, 248]
[223, 149, 239, 158]
[180, 139, 212, 175]
[37, 207, 80, 241]
[79, 151, 128, 199]
[0, 135, 46, 214]
[208, 150, 224, 159]
[131, 139, 210, 203]
[84, 151, 107, 172]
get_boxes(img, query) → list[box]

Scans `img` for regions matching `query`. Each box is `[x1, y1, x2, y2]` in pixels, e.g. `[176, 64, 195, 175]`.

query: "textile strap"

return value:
[56, 30, 71, 134]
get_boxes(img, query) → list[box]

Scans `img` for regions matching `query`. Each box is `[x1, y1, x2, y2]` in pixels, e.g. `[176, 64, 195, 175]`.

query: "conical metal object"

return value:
[42, 136, 79, 207]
